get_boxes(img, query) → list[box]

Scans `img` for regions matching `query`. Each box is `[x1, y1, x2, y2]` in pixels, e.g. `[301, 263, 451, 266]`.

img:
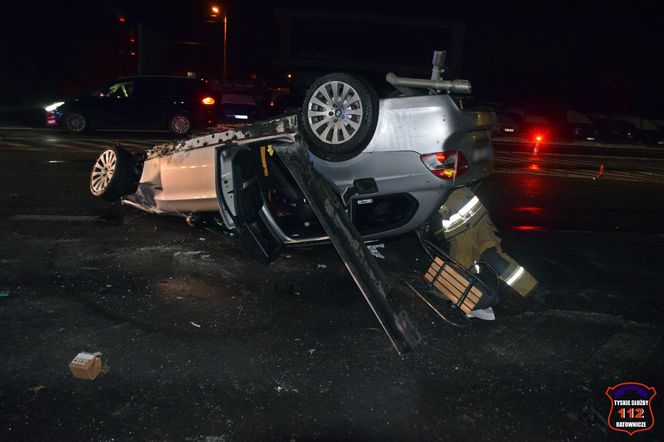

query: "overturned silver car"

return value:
[89, 52, 497, 353]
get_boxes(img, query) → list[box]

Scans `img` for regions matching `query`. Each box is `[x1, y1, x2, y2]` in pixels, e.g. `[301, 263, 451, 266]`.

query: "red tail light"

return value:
[420, 151, 470, 180]
[201, 96, 216, 105]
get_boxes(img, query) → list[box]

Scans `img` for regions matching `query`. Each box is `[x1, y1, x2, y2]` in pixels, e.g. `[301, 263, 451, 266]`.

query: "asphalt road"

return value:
[1, 127, 663, 441]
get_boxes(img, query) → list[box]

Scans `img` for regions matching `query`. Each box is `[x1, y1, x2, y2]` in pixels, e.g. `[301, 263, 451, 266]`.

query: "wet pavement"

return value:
[1, 129, 663, 441]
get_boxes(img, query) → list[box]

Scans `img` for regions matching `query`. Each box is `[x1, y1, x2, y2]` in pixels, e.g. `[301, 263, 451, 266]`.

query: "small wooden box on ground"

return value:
[69, 352, 102, 380]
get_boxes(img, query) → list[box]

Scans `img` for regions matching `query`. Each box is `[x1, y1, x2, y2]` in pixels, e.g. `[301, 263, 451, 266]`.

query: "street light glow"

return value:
[208, 3, 227, 77]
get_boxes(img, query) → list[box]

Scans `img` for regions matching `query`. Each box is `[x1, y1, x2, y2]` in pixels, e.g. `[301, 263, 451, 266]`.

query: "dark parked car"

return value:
[588, 116, 639, 144]
[219, 94, 262, 122]
[46, 76, 217, 135]
[653, 120, 664, 145]
[508, 111, 553, 141]
[492, 111, 521, 137]
[543, 110, 599, 142]
[612, 116, 664, 145]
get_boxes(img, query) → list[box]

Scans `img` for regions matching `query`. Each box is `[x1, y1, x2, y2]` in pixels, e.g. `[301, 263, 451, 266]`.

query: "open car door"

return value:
[216, 145, 283, 265]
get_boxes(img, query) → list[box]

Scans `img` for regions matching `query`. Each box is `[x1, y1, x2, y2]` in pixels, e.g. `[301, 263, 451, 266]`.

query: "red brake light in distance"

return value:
[201, 96, 216, 105]
[420, 151, 470, 180]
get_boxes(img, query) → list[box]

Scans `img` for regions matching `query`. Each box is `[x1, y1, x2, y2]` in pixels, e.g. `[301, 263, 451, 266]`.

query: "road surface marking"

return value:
[494, 152, 664, 183]
[0, 140, 29, 148]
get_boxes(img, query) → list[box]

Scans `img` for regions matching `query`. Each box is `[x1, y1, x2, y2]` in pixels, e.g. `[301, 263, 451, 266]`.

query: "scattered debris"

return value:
[69, 352, 103, 380]
[466, 307, 496, 321]
[189, 321, 201, 328]
[367, 243, 386, 259]
[196, 435, 228, 442]
[27, 385, 46, 395]
[174, 250, 203, 257]
[275, 383, 299, 394]
[274, 281, 301, 295]
[0, 291, 10, 298]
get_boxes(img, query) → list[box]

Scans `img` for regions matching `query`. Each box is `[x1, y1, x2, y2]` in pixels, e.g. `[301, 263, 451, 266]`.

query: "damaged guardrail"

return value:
[275, 139, 421, 354]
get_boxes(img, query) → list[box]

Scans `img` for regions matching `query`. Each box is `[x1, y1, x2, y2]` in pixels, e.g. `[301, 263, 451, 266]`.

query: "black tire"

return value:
[63, 112, 88, 133]
[168, 114, 192, 136]
[89, 147, 140, 201]
[300, 73, 379, 162]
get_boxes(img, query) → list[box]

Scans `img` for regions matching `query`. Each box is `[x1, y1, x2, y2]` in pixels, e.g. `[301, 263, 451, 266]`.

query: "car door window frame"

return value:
[104, 81, 135, 99]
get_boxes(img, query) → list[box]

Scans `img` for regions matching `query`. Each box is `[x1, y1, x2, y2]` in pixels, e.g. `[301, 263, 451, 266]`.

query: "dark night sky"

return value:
[1, 0, 662, 118]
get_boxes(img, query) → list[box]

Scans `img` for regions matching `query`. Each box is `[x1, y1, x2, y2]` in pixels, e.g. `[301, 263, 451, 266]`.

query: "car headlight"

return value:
[44, 101, 65, 112]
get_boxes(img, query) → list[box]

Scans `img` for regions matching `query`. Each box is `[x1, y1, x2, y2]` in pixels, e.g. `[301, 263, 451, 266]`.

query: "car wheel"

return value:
[89, 147, 140, 201]
[300, 73, 379, 162]
[63, 112, 88, 133]
[169, 114, 192, 136]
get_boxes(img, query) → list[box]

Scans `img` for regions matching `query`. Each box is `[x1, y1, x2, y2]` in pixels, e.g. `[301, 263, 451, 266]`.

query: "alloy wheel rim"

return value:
[171, 116, 191, 134]
[67, 114, 86, 132]
[90, 150, 117, 195]
[306, 81, 363, 145]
